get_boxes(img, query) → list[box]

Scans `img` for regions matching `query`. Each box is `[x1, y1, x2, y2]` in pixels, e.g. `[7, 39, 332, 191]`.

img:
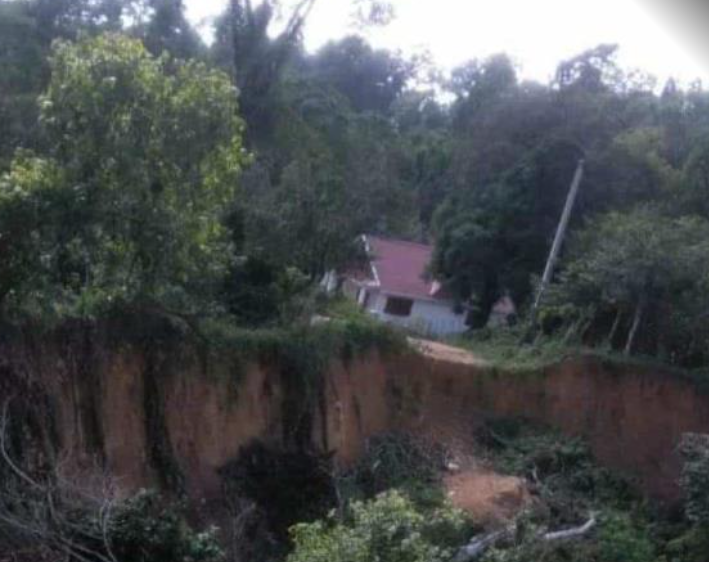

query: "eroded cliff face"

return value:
[2, 324, 708, 505]
[382, 349, 709, 503]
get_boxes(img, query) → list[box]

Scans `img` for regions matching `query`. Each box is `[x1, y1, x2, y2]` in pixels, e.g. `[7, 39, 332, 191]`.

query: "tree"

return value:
[211, 0, 317, 141]
[432, 140, 582, 325]
[0, 34, 248, 315]
[681, 134, 709, 217]
[545, 208, 709, 360]
[0, 1, 46, 166]
[288, 491, 470, 562]
[307, 35, 415, 114]
[241, 77, 416, 278]
[139, 0, 204, 59]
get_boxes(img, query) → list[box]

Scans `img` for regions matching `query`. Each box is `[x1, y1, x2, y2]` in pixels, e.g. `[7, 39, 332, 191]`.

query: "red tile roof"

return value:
[365, 235, 448, 301]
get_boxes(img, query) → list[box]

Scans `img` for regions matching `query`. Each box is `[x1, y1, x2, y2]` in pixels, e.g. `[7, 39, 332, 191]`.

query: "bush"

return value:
[666, 525, 709, 562]
[455, 326, 576, 370]
[219, 442, 337, 544]
[595, 512, 655, 562]
[108, 490, 224, 562]
[477, 420, 637, 524]
[338, 433, 446, 509]
[483, 512, 655, 562]
[288, 491, 471, 562]
[679, 433, 709, 524]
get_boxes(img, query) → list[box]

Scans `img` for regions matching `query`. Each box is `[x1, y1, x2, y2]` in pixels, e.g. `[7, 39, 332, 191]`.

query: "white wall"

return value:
[363, 290, 468, 337]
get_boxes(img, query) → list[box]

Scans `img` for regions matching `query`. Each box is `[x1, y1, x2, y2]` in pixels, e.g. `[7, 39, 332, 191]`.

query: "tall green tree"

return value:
[307, 35, 415, 114]
[139, 0, 204, 59]
[546, 208, 709, 362]
[243, 79, 416, 278]
[0, 34, 248, 315]
[211, 0, 317, 140]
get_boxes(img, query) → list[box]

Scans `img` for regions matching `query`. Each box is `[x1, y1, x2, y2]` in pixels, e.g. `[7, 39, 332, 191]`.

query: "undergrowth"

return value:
[336, 433, 448, 510]
[476, 419, 641, 523]
[454, 326, 708, 389]
[452, 326, 584, 371]
[475, 418, 707, 562]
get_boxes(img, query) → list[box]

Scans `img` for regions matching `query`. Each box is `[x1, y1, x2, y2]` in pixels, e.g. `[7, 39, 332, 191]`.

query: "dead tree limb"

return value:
[544, 515, 597, 542]
[453, 529, 512, 562]
[453, 514, 597, 562]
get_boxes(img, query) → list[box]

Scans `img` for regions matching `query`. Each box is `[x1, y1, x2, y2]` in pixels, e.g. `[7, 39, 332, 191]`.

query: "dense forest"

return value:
[3, 0, 709, 366]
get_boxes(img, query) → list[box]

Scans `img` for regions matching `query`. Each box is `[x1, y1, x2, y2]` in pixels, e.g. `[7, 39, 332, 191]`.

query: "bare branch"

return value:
[544, 516, 597, 542]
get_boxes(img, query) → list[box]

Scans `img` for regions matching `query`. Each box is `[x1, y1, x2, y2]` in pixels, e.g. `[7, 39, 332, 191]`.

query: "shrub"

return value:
[219, 442, 337, 544]
[108, 490, 224, 562]
[679, 433, 709, 524]
[666, 525, 709, 562]
[288, 491, 471, 562]
[477, 420, 638, 525]
[595, 512, 655, 562]
[357, 433, 441, 493]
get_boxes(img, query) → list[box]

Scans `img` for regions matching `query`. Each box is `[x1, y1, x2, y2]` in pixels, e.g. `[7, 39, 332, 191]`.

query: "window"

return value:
[384, 297, 413, 317]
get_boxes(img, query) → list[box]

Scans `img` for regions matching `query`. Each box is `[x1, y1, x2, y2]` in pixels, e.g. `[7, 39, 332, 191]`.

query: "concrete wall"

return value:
[364, 290, 468, 336]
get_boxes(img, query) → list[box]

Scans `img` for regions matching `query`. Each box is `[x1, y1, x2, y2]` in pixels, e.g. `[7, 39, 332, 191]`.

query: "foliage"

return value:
[0, 446, 223, 562]
[457, 326, 578, 370]
[307, 35, 414, 114]
[337, 433, 446, 509]
[139, 0, 204, 59]
[477, 421, 656, 562]
[594, 512, 655, 562]
[108, 490, 224, 562]
[287, 491, 471, 562]
[222, 257, 313, 326]
[220, 442, 337, 549]
[0, 34, 248, 317]
[665, 524, 709, 562]
[241, 79, 417, 278]
[482, 511, 655, 562]
[4, 0, 709, 368]
[477, 420, 639, 526]
[544, 207, 709, 363]
[679, 433, 709, 525]
[211, 0, 316, 136]
[432, 139, 582, 324]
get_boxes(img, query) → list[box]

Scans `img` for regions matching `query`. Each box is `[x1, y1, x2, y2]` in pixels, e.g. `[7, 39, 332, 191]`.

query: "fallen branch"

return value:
[453, 514, 597, 562]
[452, 528, 513, 562]
[544, 515, 597, 542]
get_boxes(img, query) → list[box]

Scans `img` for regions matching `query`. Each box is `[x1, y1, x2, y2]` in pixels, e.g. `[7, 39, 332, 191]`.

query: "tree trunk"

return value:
[625, 296, 646, 356]
[608, 309, 623, 347]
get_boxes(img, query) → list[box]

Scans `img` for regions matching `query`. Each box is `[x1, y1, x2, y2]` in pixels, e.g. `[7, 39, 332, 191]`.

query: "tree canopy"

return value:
[1, 0, 709, 364]
[0, 33, 247, 316]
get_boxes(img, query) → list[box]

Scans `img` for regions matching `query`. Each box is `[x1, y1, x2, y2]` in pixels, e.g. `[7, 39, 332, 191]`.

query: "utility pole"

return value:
[532, 158, 585, 315]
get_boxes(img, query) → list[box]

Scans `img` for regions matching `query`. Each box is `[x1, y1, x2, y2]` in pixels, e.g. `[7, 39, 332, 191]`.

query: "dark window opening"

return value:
[384, 297, 413, 317]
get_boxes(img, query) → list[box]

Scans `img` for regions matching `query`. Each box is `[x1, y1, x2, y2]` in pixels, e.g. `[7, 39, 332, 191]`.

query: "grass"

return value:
[449, 326, 583, 371]
[449, 326, 709, 389]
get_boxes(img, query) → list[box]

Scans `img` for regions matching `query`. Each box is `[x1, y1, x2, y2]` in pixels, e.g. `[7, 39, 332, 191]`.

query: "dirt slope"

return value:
[2, 329, 708, 505]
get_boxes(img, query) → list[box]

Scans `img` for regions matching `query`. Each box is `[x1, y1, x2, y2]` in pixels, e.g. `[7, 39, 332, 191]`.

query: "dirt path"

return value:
[409, 338, 488, 366]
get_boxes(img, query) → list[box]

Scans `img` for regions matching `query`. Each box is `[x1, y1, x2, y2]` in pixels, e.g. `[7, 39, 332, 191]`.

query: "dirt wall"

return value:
[2, 326, 708, 505]
[380, 349, 709, 504]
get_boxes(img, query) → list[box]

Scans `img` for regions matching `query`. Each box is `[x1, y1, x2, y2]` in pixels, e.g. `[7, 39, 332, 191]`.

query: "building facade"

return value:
[341, 235, 469, 337]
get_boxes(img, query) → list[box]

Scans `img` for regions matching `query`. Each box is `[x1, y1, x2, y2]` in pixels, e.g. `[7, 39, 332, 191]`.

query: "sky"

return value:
[185, 0, 709, 86]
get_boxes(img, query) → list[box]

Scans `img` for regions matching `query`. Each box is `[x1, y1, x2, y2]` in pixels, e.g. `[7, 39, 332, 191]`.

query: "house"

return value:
[339, 235, 470, 337]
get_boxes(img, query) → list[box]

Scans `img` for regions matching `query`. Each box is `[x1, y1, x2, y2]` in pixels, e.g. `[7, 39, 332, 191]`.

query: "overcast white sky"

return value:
[185, 0, 708, 85]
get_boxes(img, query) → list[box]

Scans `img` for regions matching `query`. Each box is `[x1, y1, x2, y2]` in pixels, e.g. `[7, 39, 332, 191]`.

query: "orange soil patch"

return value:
[409, 339, 488, 366]
[444, 469, 530, 527]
